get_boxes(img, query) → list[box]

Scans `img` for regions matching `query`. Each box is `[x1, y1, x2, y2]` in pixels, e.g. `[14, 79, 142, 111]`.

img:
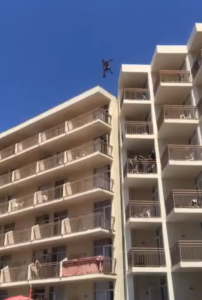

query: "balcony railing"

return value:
[126, 201, 160, 219]
[64, 213, 114, 233]
[41, 123, 66, 143]
[16, 135, 39, 153]
[13, 162, 37, 181]
[9, 194, 35, 213]
[67, 108, 111, 130]
[66, 140, 112, 161]
[33, 221, 62, 240]
[161, 145, 202, 169]
[158, 105, 198, 129]
[165, 190, 202, 215]
[121, 88, 149, 106]
[125, 122, 153, 135]
[170, 240, 202, 266]
[128, 248, 165, 268]
[64, 173, 113, 196]
[7, 228, 32, 246]
[0, 234, 5, 247]
[62, 256, 116, 276]
[154, 70, 192, 94]
[191, 50, 202, 78]
[2, 265, 28, 282]
[0, 145, 15, 160]
[30, 262, 60, 279]
[38, 153, 65, 172]
[124, 159, 157, 176]
[32, 293, 64, 300]
[159, 70, 191, 83]
[0, 108, 111, 161]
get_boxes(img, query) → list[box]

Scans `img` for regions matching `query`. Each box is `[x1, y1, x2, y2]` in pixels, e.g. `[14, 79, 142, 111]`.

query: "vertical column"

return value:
[109, 96, 126, 300]
[148, 71, 175, 300]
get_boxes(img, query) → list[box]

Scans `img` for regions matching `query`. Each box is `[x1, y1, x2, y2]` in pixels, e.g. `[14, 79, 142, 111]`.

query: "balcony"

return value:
[0, 173, 113, 221]
[0, 213, 114, 251]
[121, 89, 150, 118]
[154, 71, 192, 104]
[0, 140, 112, 193]
[1, 265, 29, 285]
[0, 255, 116, 286]
[126, 201, 161, 229]
[122, 122, 154, 150]
[127, 248, 166, 273]
[0, 108, 112, 170]
[158, 105, 199, 139]
[170, 240, 202, 271]
[191, 50, 202, 85]
[61, 256, 116, 281]
[161, 145, 202, 178]
[165, 190, 202, 222]
[124, 159, 157, 188]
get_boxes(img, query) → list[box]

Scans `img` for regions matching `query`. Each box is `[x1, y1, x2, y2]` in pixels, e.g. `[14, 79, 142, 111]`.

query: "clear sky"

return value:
[0, 0, 202, 132]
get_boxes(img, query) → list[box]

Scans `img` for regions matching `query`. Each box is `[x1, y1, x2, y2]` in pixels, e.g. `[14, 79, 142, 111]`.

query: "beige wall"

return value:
[131, 229, 157, 248]
[167, 222, 202, 246]
[172, 273, 202, 300]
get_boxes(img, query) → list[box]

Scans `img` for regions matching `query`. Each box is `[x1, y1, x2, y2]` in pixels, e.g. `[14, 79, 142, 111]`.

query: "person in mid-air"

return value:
[101, 59, 114, 78]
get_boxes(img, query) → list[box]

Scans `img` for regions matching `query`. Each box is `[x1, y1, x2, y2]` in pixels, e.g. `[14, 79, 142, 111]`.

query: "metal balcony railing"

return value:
[170, 240, 202, 266]
[161, 145, 202, 169]
[165, 189, 202, 215]
[41, 123, 66, 142]
[35, 185, 64, 205]
[63, 213, 115, 233]
[159, 70, 191, 83]
[62, 256, 116, 277]
[67, 108, 111, 130]
[154, 70, 192, 94]
[66, 140, 113, 161]
[7, 228, 32, 246]
[13, 162, 37, 181]
[30, 262, 60, 279]
[9, 194, 35, 212]
[16, 135, 39, 153]
[124, 159, 157, 176]
[2, 265, 28, 282]
[158, 105, 198, 129]
[65, 173, 113, 196]
[0, 145, 15, 160]
[125, 122, 153, 135]
[128, 248, 165, 268]
[33, 221, 62, 240]
[191, 50, 202, 78]
[38, 153, 65, 172]
[126, 201, 161, 220]
[121, 88, 149, 106]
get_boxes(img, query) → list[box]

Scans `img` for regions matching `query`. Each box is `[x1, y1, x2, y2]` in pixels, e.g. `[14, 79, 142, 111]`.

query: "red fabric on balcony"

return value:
[62, 255, 104, 277]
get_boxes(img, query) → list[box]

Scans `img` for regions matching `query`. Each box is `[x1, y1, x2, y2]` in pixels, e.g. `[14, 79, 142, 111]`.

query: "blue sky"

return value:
[0, 0, 202, 132]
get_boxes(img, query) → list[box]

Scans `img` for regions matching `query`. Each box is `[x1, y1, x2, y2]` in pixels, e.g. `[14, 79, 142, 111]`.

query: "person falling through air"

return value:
[101, 59, 113, 78]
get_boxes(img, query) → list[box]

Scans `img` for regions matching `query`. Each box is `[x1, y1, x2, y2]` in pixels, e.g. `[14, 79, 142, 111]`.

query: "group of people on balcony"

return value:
[129, 150, 156, 174]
